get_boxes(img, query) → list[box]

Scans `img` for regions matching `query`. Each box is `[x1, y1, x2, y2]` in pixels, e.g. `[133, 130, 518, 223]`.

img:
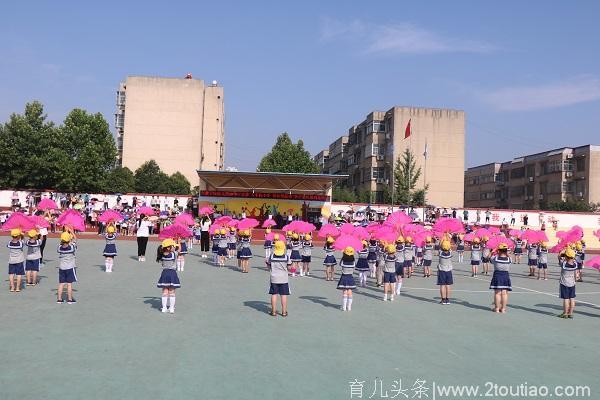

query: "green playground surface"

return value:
[2, 238, 599, 400]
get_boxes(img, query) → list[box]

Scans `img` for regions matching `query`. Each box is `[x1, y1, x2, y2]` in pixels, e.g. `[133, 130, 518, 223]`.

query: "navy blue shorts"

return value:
[537, 263, 547, 269]
[59, 268, 77, 283]
[227, 243, 236, 250]
[528, 259, 538, 266]
[269, 282, 290, 295]
[559, 284, 575, 299]
[25, 259, 41, 272]
[301, 256, 311, 263]
[423, 259, 432, 267]
[218, 248, 228, 256]
[514, 248, 522, 254]
[437, 270, 454, 285]
[383, 272, 396, 283]
[471, 260, 480, 265]
[482, 257, 490, 263]
[8, 262, 25, 275]
[404, 260, 413, 268]
[395, 263, 404, 276]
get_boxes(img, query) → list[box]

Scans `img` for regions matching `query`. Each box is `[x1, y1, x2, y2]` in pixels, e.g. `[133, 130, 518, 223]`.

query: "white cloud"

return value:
[483, 76, 600, 111]
[320, 18, 494, 55]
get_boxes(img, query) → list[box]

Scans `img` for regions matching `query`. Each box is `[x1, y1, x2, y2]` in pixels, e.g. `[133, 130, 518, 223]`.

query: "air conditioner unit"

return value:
[385, 179, 390, 185]
[578, 192, 584, 197]
[539, 194, 544, 200]
[376, 178, 385, 184]
[566, 154, 573, 159]
[376, 155, 385, 161]
[528, 177, 534, 182]
[385, 133, 391, 140]
[566, 172, 573, 177]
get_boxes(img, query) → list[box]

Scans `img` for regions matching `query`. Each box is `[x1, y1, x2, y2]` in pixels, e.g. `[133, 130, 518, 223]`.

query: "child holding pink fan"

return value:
[263, 228, 273, 259]
[238, 229, 253, 273]
[355, 240, 369, 287]
[323, 236, 336, 281]
[382, 244, 397, 301]
[337, 247, 357, 311]
[7, 229, 25, 292]
[301, 233, 313, 276]
[422, 236, 433, 278]
[367, 239, 378, 278]
[177, 236, 188, 271]
[437, 239, 453, 305]
[102, 225, 118, 273]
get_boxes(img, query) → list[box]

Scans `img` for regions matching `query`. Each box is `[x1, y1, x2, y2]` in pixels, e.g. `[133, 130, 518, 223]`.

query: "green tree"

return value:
[105, 167, 135, 193]
[332, 187, 357, 202]
[546, 200, 597, 212]
[257, 132, 320, 173]
[0, 101, 64, 189]
[58, 109, 117, 192]
[167, 172, 191, 195]
[393, 148, 428, 206]
[134, 160, 169, 193]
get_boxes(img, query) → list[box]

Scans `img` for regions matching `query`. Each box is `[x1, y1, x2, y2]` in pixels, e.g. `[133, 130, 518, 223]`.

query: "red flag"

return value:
[404, 119, 411, 139]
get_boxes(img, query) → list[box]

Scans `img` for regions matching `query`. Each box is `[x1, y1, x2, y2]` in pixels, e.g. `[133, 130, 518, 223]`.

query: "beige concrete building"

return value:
[464, 145, 600, 209]
[316, 106, 465, 206]
[116, 75, 224, 186]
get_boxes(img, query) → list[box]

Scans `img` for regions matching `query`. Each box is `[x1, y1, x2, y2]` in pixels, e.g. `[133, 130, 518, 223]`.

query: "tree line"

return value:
[0, 102, 191, 194]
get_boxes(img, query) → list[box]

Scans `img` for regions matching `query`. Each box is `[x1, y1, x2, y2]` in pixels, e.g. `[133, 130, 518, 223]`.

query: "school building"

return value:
[115, 75, 225, 186]
[313, 106, 466, 207]
[464, 144, 600, 209]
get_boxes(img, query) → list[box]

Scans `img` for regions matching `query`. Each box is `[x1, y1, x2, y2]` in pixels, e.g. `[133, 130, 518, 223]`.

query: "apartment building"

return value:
[464, 145, 600, 209]
[115, 75, 225, 186]
[316, 106, 465, 206]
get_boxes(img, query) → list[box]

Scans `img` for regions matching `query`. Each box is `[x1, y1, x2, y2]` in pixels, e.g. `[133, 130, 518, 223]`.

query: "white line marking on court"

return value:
[471, 276, 600, 308]
[403, 287, 530, 294]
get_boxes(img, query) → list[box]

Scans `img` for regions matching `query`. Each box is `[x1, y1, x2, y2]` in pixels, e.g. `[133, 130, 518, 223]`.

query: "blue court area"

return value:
[2, 238, 599, 400]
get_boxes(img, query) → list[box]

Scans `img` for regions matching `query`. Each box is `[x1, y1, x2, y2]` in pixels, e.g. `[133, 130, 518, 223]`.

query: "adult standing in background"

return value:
[200, 215, 212, 258]
[510, 210, 516, 226]
[136, 214, 152, 262]
[523, 214, 529, 227]
[463, 209, 469, 223]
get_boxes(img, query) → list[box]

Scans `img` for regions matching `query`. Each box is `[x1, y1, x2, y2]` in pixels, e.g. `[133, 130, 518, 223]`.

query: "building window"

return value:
[371, 167, 385, 180]
[576, 158, 585, 172]
[347, 154, 356, 166]
[510, 167, 524, 179]
[509, 186, 524, 197]
[526, 164, 535, 177]
[374, 191, 384, 203]
[367, 121, 386, 134]
[562, 182, 574, 193]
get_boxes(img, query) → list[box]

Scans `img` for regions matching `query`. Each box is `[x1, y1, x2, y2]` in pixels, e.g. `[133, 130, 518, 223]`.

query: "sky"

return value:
[2, 1, 600, 171]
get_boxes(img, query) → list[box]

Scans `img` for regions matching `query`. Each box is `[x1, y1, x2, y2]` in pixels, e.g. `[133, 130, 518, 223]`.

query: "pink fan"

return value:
[57, 209, 85, 231]
[283, 220, 303, 232]
[413, 231, 430, 247]
[98, 210, 124, 223]
[474, 228, 491, 239]
[521, 229, 538, 243]
[508, 229, 523, 239]
[488, 226, 501, 235]
[296, 221, 316, 234]
[137, 206, 156, 216]
[534, 231, 549, 243]
[175, 213, 195, 226]
[2, 212, 36, 231]
[159, 224, 193, 239]
[365, 223, 381, 234]
[486, 236, 515, 250]
[237, 218, 259, 230]
[333, 234, 363, 251]
[209, 225, 221, 235]
[37, 198, 58, 210]
[214, 216, 232, 225]
[402, 224, 425, 237]
[262, 219, 277, 228]
[373, 226, 398, 243]
[352, 226, 370, 241]
[227, 219, 239, 228]
[433, 218, 465, 235]
[29, 215, 50, 229]
[584, 256, 600, 270]
[385, 211, 412, 228]
[340, 223, 355, 235]
[199, 206, 214, 215]
[318, 223, 340, 238]
[463, 232, 476, 242]
[265, 232, 276, 241]
[556, 226, 583, 244]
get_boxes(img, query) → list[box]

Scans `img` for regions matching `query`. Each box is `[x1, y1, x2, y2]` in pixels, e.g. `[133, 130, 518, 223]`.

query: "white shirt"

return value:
[39, 227, 48, 236]
[136, 220, 152, 237]
[201, 220, 211, 232]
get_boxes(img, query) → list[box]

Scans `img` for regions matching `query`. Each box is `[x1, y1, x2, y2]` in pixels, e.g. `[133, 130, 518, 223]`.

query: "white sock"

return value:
[391, 293, 395, 301]
[384, 293, 388, 301]
[396, 280, 402, 294]
[180, 259, 185, 270]
[342, 295, 348, 310]
[161, 296, 168, 309]
[347, 297, 353, 310]
[169, 295, 176, 309]
[105, 260, 110, 272]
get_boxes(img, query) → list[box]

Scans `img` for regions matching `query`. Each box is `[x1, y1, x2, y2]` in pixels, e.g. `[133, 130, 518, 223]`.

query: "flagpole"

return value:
[423, 139, 428, 222]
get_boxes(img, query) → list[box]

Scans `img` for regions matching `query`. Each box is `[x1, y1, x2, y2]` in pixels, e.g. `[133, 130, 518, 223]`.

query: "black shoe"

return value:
[67, 299, 77, 304]
[56, 299, 65, 304]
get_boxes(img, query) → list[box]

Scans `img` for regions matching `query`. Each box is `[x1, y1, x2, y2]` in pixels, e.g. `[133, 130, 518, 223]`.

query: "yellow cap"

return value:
[386, 244, 396, 254]
[498, 243, 508, 251]
[273, 233, 280, 240]
[273, 240, 286, 256]
[343, 246, 355, 256]
[107, 226, 116, 233]
[220, 229, 226, 235]
[483, 235, 489, 241]
[265, 228, 271, 233]
[473, 237, 480, 244]
[425, 236, 432, 243]
[541, 242, 548, 248]
[575, 242, 582, 251]
[10, 228, 21, 237]
[362, 240, 368, 247]
[60, 232, 71, 242]
[565, 248, 576, 259]
[441, 240, 451, 251]
[28, 229, 38, 238]
[286, 231, 292, 236]
[292, 233, 299, 240]
[396, 236, 404, 243]
[326, 236, 334, 243]
[405, 236, 413, 243]
[162, 238, 176, 248]
[230, 227, 236, 231]
[243, 229, 250, 236]
[304, 234, 311, 240]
